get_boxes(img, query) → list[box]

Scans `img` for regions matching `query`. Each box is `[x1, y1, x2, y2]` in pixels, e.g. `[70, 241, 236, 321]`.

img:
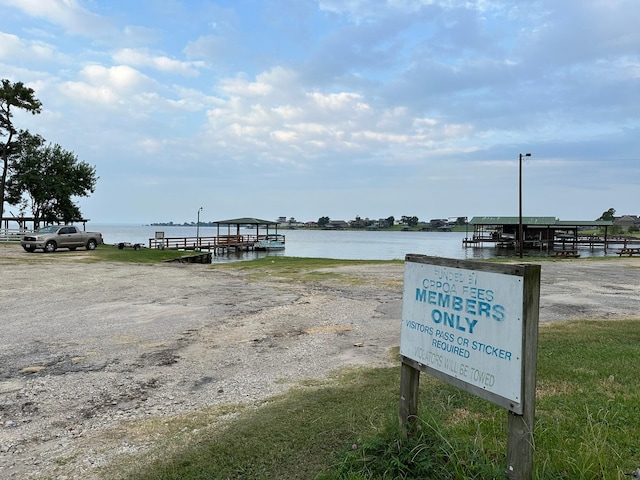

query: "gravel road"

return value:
[0, 244, 638, 479]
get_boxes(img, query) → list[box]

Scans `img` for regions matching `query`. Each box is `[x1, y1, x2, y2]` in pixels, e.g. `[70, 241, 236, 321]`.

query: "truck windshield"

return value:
[37, 226, 60, 233]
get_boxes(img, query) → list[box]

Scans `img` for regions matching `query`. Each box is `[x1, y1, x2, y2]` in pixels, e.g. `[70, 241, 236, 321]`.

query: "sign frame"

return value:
[400, 254, 537, 413]
[399, 254, 540, 480]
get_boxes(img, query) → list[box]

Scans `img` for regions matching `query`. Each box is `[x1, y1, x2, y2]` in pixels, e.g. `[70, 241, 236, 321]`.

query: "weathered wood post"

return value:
[398, 359, 420, 435]
[506, 263, 540, 479]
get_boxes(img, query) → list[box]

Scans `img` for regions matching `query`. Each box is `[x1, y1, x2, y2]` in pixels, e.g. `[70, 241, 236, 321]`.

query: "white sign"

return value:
[401, 261, 524, 404]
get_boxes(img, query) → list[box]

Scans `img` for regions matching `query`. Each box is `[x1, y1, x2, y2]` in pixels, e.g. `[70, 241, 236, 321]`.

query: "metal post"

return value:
[519, 153, 531, 258]
[196, 207, 203, 249]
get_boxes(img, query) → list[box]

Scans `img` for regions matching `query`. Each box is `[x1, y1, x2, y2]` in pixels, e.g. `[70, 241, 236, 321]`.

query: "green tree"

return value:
[318, 216, 330, 228]
[6, 131, 97, 228]
[0, 79, 42, 219]
[599, 208, 616, 221]
[401, 215, 419, 227]
[384, 216, 395, 228]
[608, 224, 623, 235]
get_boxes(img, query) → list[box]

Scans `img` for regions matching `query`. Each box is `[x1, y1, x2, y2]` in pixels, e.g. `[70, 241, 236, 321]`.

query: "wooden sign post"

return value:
[399, 255, 540, 480]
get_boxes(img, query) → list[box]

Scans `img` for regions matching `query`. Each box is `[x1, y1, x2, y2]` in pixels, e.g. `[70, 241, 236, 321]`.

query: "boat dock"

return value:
[463, 234, 640, 251]
[148, 234, 285, 255]
[149, 217, 285, 255]
[463, 216, 640, 254]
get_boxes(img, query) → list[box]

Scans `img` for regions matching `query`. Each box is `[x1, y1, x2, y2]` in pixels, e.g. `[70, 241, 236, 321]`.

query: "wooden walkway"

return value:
[165, 252, 213, 263]
[552, 249, 580, 258]
[617, 247, 640, 257]
[148, 234, 284, 255]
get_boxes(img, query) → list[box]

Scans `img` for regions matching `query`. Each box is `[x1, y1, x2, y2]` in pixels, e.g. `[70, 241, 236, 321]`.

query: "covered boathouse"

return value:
[462, 216, 630, 253]
[210, 217, 282, 253]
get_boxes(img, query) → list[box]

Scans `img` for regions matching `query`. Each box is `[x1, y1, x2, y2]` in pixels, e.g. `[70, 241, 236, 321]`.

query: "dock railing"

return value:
[148, 234, 260, 251]
[148, 234, 285, 253]
[0, 228, 30, 242]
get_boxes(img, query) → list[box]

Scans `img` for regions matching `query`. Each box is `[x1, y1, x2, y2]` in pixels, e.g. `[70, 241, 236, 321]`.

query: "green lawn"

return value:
[103, 319, 640, 480]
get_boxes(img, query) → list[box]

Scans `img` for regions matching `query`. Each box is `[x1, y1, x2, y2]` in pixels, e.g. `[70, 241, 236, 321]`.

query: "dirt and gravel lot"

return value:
[0, 244, 638, 479]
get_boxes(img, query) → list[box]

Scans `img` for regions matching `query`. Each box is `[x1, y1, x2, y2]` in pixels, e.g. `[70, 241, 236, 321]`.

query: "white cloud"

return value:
[270, 130, 298, 143]
[184, 35, 233, 62]
[308, 91, 369, 112]
[198, 63, 485, 171]
[1, 0, 113, 37]
[55, 65, 163, 117]
[317, 0, 487, 23]
[219, 75, 273, 97]
[0, 32, 61, 62]
[81, 64, 152, 93]
[217, 67, 299, 98]
[60, 80, 118, 105]
[0, 32, 21, 57]
[113, 48, 205, 77]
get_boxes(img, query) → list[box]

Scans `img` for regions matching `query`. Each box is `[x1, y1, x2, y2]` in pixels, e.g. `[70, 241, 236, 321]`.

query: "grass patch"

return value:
[0, 243, 198, 264]
[114, 368, 401, 480]
[213, 256, 402, 284]
[108, 319, 640, 479]
[214, 256, 399, 270]
[87, 244, 198, 263]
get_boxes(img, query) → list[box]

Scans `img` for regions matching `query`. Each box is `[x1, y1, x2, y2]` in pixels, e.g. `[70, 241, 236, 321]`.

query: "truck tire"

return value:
[44, 241, 57, 253]
[22, 245, 36, 253]
[86, 239, 98, 250]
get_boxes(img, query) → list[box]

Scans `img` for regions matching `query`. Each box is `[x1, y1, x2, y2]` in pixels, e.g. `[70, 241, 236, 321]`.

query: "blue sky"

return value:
[1, 0, 638, 224]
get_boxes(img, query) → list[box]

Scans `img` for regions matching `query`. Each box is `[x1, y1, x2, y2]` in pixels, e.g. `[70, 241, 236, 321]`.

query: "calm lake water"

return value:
[91, 224, 612, 262]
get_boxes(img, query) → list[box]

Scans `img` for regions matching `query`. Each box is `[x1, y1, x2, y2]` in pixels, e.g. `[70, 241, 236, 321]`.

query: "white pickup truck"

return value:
[21, 225, 104, 253]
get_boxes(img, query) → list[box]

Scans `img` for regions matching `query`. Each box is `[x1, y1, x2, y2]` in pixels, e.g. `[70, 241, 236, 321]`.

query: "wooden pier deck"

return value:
[165, 252, 213, 263]
[148, 234, 284, 255]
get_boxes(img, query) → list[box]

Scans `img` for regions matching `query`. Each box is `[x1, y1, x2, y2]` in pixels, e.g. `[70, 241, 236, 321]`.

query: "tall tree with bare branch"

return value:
[0, 79, 42, 220]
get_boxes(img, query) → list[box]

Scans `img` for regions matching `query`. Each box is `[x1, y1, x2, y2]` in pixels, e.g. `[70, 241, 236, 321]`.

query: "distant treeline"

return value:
[150, 222, 218, 227]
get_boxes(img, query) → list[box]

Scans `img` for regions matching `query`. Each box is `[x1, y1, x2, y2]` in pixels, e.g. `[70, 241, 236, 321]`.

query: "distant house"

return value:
[325, 220, 350, 230]
[615, 215, 640, 228]
[429, 218, 449, 228]
[304, 221, 318, 228]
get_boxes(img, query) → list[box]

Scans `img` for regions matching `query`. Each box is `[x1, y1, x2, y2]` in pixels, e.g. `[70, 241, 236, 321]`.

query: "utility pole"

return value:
[519, 153, 531, 258]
